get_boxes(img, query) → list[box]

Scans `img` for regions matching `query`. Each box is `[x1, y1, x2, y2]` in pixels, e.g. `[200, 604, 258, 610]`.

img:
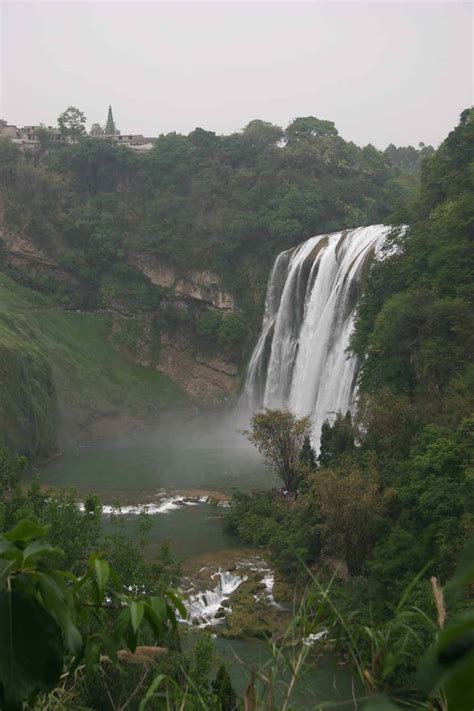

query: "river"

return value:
[37, 414, 361, 708]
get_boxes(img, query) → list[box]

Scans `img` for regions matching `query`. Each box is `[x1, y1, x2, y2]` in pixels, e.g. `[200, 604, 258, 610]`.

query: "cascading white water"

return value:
[241, 225, 391, 447]
[184, 569, 246, 627]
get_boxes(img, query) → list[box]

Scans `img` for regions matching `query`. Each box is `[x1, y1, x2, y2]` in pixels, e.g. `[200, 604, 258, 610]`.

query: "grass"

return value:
[0, 273, 183, 451]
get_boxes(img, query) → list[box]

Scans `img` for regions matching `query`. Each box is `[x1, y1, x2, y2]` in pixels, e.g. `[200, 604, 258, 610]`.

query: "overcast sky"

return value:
[1, 1, 472, 148]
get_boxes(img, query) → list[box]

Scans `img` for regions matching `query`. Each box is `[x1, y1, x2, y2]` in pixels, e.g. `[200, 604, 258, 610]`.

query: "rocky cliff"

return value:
[133, 258, 235, 311]
[1, 226, 241, 414]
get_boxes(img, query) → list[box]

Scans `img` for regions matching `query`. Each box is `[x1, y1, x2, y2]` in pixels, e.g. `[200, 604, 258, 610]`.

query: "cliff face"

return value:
[134, 259, 235, 311]
[1, 228, 241, 411]
[126, 257, 239, 403]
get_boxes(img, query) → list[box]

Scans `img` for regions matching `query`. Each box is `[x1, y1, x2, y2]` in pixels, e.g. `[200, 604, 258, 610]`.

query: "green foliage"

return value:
[90, 122, 104, 136]
[0, 305, 57, 459]
[0, 112, 425, 355]
[230, 111, 473, 696]
[197, 309, 223, 343]
[226, 491, 320, 578]
[243, 408, 313, 492]
[197, 310, 246, 358]
[0, 448, 186, 710]
[217, 313, 245, 356]
[384, 142, 434, 173]
[314, 461, 385, 576]
[212, 664, 238, 711]
[0, 446, 27, 493]
[299, 434, 316, 469]
[343, 108, 474, 597]
[189, 633, 214, 706]
[57, 105, 87, 138]
[0, 519, 180, 710]
[0, 137, 20, 182]
[0, 275, 181, 458]
[284, 115, 338, 144]
[318, 412, 355, 466]
[101, 264, 163, 312]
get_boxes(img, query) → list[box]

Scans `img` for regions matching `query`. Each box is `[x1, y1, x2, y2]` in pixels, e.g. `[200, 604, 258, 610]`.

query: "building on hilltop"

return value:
[0, 114, 155, 152]
[97, 132, 156, 151]
[99, 105, 155, 151]
[0, 122, 77, 150]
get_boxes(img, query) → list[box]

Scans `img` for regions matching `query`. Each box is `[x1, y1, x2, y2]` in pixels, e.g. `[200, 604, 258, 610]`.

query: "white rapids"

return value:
[240, 225, 391, 447]
[184, 569, 246, 627]
[78, 494, 209, 515]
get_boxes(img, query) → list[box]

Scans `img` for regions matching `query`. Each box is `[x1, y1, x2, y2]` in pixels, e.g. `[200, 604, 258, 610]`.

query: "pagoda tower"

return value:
[105, 105, 118, 135]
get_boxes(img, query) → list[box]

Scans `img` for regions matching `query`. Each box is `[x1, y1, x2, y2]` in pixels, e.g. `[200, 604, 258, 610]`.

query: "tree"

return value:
[33, 126, 54, 151]
[212, 664, 238, 710]
[300, 434, 316, 469]
[105, 105, 118, 135]
[90, 122, 104, 136]
[313, 465, 384, 574]
[0, 137, 20, 183]
[243, 408, 312, 492]
[57, 106, 86, 139]
[241, 119, 283, 151]
[285, 116, 338, 145]
[218, 313, 246, 357]
[188, 127, 218, 152]
[319, 412, 356, 466]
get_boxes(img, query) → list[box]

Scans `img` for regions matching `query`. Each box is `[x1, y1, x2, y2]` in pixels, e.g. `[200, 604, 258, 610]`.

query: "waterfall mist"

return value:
[240, 225, 391, 446]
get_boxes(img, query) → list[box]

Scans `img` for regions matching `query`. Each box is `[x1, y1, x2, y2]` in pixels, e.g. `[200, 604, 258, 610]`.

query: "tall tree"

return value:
[243, 408, 312, 492]
[285, 116, 338, 145]
[319, 412, 356, 466]
[90, 122, 104, 136]
[57, 106, 86, 139]
[105, 105, 118, 135]
[300, 434, 316, 469]
[313, 465, 384, 575]
[241, 119, 283, 151]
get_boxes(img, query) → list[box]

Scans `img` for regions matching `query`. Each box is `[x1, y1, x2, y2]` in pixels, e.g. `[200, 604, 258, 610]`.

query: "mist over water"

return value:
[38, 411, 270, 498]
[37, 412, 270, 557]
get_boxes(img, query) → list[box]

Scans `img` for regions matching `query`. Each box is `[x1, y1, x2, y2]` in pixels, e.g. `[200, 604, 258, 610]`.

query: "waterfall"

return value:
[240, 225, 391, 446]
[184, 569, 246, 627]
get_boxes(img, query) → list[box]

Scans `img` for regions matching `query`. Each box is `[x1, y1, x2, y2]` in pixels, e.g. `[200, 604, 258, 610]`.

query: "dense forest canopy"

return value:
[0, 114, 429, 325]
[227, 108, 474, 700]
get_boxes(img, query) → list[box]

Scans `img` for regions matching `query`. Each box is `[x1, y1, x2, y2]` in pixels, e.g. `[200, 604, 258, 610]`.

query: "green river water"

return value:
[36, 415, 361, 708]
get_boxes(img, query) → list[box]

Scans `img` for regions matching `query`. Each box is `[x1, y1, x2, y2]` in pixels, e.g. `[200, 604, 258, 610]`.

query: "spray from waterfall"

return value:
[240, 225, 391, 447]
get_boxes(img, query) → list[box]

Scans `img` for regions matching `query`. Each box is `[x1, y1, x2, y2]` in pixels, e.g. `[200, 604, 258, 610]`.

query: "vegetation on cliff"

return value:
[227, 109, 474, 704]
[0, 274, 182, 457]
[0, 114, 428, 346]
[0, 113, 432, 454]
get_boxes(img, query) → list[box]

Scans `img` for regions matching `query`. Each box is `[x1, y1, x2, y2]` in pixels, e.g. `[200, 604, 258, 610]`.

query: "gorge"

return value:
[1, 104, 472, 709]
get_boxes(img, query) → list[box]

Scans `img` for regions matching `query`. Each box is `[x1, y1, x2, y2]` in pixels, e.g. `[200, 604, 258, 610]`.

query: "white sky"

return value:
[1, 1, 472, 148]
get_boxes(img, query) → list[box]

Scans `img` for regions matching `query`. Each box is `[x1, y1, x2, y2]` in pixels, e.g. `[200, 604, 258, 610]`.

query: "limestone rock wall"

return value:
[133, 258, 235, 311]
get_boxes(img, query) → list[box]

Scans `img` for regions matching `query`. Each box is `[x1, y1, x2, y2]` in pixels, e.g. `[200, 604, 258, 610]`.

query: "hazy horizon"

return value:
[1, 1, 472, 148]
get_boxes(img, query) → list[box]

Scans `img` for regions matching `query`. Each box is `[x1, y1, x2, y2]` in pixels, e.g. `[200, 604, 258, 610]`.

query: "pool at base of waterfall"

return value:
[36, 416, 362, 708]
